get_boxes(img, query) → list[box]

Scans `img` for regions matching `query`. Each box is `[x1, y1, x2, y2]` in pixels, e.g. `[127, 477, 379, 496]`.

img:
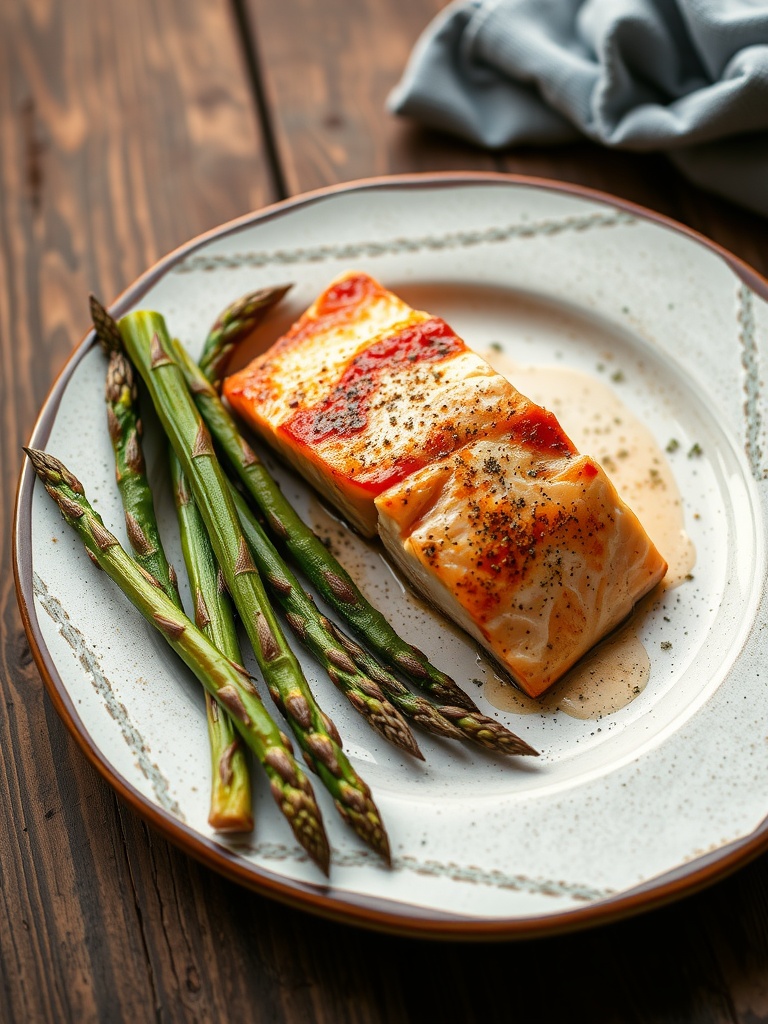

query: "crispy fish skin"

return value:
[223, 270, 668, 696]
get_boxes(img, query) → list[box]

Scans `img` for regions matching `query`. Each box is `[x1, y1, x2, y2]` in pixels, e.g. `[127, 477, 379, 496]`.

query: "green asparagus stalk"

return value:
[90, 292, 124, 354]
[24, 447, 330, 872]
[92, 296, 253, 831]
[170, 335, 480, 713]
[92, 292, 180, 603]
[199, 284, 292, 394]
[171, 454, 254, 832]
[320, 617, 538, 758]
[226, 482, 433, 755]
[117, 310, 390, 863]
[101, 343, 182, 606]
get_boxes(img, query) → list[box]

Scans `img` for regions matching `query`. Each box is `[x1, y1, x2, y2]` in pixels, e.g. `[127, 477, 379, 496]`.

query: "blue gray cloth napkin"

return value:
[388, 0, 768, 216]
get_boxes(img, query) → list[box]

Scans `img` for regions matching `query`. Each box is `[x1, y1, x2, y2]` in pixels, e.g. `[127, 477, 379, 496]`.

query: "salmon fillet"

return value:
[376, 441, 666, 696]
[223, 271, 667, 696]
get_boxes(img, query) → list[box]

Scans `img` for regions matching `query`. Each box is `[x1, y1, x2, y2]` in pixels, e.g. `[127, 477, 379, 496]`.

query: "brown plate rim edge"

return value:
[12, 170, 768, 941]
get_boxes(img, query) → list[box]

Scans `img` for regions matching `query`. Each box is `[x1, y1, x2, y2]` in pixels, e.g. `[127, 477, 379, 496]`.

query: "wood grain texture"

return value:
[0, 0, 274, 1020]
[243, 0, 497, 192]
[4, 0, 768, 1021]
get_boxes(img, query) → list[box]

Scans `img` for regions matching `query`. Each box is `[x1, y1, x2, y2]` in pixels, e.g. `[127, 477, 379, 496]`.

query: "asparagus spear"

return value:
[24, 447, 330, 872]
[226, 482, 440, 754]
[92, 295, 180, 604]
[91, 296, 253, 831]
[199, 285, 292, 394]
[171, 454, 254, 832]
[169, 334, 480, 713]
[92, 294, 180, 604]
[90, 292, 124, 354]
[101, 338, 182, 606]
[117, 310, 390, 863]
[320, 617, 538, 758]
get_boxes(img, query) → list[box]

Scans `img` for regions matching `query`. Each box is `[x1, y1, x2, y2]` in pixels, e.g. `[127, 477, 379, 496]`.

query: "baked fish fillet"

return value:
[224, 271, 668, 696]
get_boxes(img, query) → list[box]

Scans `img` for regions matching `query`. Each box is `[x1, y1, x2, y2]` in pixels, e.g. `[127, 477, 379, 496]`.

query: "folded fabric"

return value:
[388, 0, 768, 216]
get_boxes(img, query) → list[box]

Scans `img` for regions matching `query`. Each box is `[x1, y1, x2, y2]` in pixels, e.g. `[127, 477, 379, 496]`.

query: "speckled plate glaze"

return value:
[14, 174, 768, 939]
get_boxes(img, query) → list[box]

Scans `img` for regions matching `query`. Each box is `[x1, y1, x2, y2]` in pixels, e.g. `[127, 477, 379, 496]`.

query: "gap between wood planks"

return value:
[230, 0, 290, 201]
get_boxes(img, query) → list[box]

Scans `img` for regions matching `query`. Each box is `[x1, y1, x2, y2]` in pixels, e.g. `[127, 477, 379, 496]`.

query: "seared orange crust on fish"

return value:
[376, 442, 666, 696]
[223, 271, 668, 696]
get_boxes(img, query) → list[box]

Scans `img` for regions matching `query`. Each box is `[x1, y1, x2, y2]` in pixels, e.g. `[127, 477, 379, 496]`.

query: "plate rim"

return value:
[13, 170, 768, 940]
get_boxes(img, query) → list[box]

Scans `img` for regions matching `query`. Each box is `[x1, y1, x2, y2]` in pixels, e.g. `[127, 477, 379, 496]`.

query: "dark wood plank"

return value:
[243, 0, 496, 193]
[0, 0, 276, 1020]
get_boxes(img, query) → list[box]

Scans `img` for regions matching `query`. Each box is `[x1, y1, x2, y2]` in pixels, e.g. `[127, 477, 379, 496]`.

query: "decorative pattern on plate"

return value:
[175, 210, 636, 273]
[33, 573, 184, 819]
[225, 843, 612, 903]
[738, 284, 766, 480]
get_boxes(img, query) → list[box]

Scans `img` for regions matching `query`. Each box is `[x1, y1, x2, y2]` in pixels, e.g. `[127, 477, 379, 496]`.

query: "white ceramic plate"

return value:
[14, 174, 768, 938]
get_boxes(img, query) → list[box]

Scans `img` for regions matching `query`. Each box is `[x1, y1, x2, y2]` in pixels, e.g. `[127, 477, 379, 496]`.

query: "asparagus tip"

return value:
[334, 789, 391, 866]
[432, 684, 479, 713]
[440, 707, 539, 757]
[24, 447, 83, 494]
[300, 820, 332, 875]
[89, 294, 123, 355]
[391, 717, 424, 760]
[348, 689, 424, 760]
[202, 283, 295, 391]
[212, 283, 293, 332]
[374, 830, 392, 868]
[411, 742, 425, 762]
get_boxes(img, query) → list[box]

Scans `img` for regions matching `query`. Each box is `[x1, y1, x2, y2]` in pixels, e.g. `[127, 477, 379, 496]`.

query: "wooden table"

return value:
[3, 1, 768, 1020]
